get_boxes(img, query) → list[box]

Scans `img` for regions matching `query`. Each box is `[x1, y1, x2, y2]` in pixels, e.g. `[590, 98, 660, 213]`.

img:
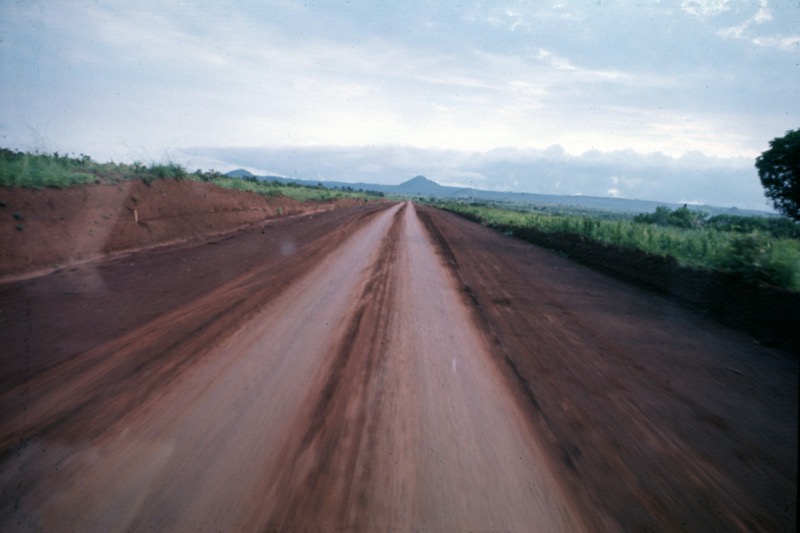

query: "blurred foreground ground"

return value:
[0, 196, 796, 531]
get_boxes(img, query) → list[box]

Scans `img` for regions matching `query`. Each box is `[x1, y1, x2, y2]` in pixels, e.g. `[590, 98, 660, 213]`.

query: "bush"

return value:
[634, 205, 707, 228]
[148, 162, 186, 180]
[713, 233, 800, 288]
[706, 214, 800, 239]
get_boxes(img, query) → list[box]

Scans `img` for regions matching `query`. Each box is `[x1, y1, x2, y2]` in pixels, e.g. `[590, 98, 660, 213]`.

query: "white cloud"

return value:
[718, 21, 749, 39]
[716, 0, 798, 49]
[0, 0, 795, 210]
[536, 48, 578, 71]
[754, 0, 772, 23]
[681, 0, 732, 17]
[752, 34, 800, 50]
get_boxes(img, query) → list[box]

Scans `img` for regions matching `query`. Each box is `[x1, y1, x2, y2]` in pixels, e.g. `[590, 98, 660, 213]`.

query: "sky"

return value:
[1, 0, 798, 210]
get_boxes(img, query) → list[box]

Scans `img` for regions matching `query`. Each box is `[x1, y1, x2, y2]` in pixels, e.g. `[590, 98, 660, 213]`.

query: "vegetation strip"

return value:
[434, 202, 799, 353]
[434, 202, 800, 292]
[0, 148, 384, 203]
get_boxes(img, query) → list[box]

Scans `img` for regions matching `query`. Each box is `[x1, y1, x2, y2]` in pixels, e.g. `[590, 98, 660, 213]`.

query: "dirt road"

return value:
[1, 201, 796, 531]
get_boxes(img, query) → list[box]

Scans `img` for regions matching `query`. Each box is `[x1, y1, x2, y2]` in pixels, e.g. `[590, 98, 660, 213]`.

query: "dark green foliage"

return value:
[633, 205, 707, 228]
[714, 233, 799, 288]
[756, 128, 800, 221]
[633, 206, 799, 239]
[148, 162, 186, 180]
[705, 214, 800, 239]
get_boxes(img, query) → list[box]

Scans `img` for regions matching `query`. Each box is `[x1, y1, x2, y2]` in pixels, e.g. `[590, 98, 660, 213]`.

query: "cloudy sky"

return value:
[1, 1, 798, 209]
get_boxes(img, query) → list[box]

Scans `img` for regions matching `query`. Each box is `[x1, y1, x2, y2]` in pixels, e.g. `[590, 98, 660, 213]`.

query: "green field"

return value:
[431, 200, 800, 292]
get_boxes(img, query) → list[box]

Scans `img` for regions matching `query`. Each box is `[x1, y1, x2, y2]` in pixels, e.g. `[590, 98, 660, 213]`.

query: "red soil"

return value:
[0, 179, 368, 279]
[0, 186, 795, 531]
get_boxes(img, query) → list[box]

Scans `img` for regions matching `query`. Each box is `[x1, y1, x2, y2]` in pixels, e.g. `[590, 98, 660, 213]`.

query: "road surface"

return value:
[1, 201, 796, 531]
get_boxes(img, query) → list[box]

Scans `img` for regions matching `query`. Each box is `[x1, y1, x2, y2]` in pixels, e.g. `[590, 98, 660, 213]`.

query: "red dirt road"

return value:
[1, 201, 796, 531]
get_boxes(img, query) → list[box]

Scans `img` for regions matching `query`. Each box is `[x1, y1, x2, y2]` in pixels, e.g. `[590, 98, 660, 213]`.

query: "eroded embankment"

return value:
[0, 180, 372, 279]
[418, 204, 797, 532]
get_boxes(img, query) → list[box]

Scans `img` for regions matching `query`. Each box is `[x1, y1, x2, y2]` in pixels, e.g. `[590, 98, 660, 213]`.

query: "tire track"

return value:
[0, 205, 398, 529]
[1, 201, 583, 532]
[416, 204, 797, 532]
[262, 203, 406, 529]
[0, 207, 390, 460]
[416, 207, 546, 419]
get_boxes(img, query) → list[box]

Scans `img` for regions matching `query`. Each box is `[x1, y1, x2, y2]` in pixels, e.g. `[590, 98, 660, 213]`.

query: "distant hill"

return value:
[224, 170, 773, 217]
[226, 168, 256, 178]
[395, 175, 445, 195]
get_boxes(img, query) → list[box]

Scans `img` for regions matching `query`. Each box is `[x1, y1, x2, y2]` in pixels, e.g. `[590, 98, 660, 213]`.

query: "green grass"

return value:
[433, 201, 800, 291]
[0, 149, 98, 188]
[0, 147, 383, 204]
[0, 148, 184, 187]
[197, 175, 385, 202]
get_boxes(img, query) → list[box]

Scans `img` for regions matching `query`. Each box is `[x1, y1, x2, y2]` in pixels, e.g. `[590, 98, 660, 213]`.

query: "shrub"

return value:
[713, 233, 800, 288]
[148, 162, 186, 180]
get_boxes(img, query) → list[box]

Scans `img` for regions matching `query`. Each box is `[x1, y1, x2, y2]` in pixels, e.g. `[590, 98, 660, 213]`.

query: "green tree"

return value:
[633, 205, 706, 228]
[756, 128, 800, 221]
[669, 205, 706, 228]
